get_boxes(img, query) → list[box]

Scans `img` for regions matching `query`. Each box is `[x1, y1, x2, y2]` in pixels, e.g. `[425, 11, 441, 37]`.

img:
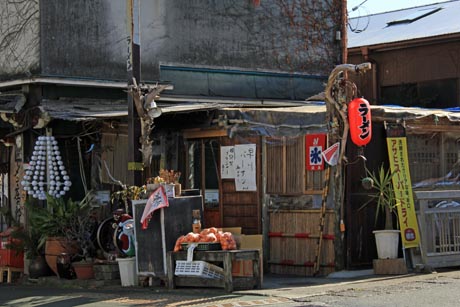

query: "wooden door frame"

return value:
[183, 129, 262, 234]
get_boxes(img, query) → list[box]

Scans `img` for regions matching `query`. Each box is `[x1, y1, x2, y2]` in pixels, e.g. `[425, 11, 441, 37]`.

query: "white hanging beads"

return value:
[21, 135, 72, 200]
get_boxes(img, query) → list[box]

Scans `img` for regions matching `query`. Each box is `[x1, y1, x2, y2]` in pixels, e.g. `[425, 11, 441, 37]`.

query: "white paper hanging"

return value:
[234, 144, 257, 191]
[220, 146, 235, 179]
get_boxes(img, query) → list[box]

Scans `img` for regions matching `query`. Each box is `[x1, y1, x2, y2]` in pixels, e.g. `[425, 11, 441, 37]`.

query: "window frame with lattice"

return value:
[265, 135, 325, 195]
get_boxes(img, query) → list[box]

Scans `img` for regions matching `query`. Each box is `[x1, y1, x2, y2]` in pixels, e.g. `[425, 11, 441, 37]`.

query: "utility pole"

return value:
[127, 0, 143, 186]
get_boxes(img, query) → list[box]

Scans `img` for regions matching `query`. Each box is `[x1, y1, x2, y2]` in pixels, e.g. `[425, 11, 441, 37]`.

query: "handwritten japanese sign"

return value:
[234, 144, 257, 191]
[220, 146, 236, 179]
[386, 124, 420, 248]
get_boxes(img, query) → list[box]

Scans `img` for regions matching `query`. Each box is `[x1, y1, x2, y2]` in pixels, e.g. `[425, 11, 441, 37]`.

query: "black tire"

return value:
[96, 217, 118, 254]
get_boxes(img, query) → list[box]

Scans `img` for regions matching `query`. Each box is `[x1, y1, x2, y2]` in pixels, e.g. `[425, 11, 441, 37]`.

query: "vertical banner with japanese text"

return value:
[306, 134, 327, 171]
[386, 124, 420, 248]
[234, 144, 257, 191]
[220, 146, 235, 179]
[220, 144, 257, 191]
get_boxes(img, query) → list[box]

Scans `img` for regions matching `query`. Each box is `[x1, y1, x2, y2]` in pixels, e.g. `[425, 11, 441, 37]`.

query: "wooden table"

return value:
[167, 249, 261, 292]
[0, 266, 23, 283]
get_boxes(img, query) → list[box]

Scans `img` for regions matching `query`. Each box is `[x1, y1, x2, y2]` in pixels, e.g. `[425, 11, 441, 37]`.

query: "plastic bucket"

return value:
[373, 230, 400, 259]
[116, 257, 138, 286]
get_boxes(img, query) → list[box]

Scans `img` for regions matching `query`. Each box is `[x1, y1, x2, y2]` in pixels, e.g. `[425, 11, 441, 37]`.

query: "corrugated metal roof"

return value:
[41, 99, 235, 121]
[39, 97, 460, 127]
[216, 103, 327, 137]
[0, 93, 26, 113]
[371, 105, 460, 122]
[40, 97, 310, 121]
[41, 98, 128, 121]
[348, 0, 460, 48]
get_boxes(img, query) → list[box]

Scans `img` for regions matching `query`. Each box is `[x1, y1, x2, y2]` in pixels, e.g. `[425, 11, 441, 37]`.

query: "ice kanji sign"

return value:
[306, 134, 326, 171]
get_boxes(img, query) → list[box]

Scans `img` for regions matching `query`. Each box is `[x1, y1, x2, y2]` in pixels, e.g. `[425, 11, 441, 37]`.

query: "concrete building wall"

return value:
[0, 0, 40, 80]
[39, 0, 342, 81]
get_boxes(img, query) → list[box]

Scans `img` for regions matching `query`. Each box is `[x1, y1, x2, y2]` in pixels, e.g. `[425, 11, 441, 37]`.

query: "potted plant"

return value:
[6, 221, 52, 278]
[146, 169, 182, 197]
[65, 193, 98, 279]
[27, 192, 97, 277]
[2, 198, 52, 278]
[360, 164, 400, 259]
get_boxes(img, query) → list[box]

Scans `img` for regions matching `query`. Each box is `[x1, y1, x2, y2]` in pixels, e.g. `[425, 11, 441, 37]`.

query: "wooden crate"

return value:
[268, 210, 335, 276]
[373, 258, 408, 275]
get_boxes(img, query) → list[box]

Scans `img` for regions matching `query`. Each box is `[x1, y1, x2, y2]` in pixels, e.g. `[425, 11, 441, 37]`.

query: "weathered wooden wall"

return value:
[220, 135, 261, 235]
[268, 210, 335, 276]
[348, 40, 460, 106]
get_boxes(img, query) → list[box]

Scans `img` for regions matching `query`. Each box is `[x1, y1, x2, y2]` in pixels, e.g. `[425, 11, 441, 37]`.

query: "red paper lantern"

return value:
[348, 98, 372, 146]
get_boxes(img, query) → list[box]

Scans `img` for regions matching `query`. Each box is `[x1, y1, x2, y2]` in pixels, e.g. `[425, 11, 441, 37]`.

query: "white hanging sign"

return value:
[234, 144, 257, 191]
[220, 146, 235, 179]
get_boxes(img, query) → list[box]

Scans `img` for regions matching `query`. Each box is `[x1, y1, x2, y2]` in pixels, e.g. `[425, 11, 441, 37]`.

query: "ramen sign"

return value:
[348, 97, 372, 146]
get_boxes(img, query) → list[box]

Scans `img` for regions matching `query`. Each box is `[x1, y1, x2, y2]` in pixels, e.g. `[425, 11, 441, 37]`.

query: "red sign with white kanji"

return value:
[305, 134, 327, 171]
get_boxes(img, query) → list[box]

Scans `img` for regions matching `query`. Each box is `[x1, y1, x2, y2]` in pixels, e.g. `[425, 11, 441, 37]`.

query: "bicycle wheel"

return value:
[96, 217, 118, 254]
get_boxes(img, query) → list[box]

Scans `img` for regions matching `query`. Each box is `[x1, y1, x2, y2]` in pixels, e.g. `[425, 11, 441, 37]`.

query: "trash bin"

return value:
[116, 257, 138, 286]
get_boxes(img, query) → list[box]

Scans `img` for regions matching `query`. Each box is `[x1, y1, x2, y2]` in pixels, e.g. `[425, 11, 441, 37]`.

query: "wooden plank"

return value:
[313, 167, 331, 275]
[222, 192, 257, 204]
[220, 136, 262, 233]
[286, 136, 304, 194]
[268, 211, 335, 276]
[223, 204, 258, 216]
[101, 133, 129, 185]
[269, 209, 335, 213]
[174, 276, 224, 288]
[183, 128, 227, 139]
[282, 137, 287, 193]
[0, 267, 23, 283]
[373, 259, 408, 275]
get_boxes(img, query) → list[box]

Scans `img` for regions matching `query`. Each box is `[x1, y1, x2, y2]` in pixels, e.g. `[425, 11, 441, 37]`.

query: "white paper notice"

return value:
[220, 146, 235, 179]
[234, 144, 257, 191]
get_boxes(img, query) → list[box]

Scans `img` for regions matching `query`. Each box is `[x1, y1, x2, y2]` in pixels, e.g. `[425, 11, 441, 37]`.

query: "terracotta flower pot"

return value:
[45, 237, 78, 276]
[73, 262, 95, 280]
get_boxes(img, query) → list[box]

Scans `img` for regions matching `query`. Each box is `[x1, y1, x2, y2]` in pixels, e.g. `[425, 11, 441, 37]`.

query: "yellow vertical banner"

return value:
[386, 124, 420, 248]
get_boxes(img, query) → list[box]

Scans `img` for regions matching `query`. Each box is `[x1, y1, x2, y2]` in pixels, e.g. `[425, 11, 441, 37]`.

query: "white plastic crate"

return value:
[174, 242, 224, 279]
[175, 260, 224, 279]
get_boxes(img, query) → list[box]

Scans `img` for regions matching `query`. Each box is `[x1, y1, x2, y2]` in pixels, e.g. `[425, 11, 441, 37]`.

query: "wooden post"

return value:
[323, 63, 372, 271]
[127, 0, 143, 186]
[223, 252, 233, 292]
[313, 167, 331, 275]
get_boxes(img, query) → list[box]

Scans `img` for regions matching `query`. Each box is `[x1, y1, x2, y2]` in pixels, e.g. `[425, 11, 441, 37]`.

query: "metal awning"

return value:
[217, 103, 328, 137]
[0, 93, 26, 113]
[40, 99, 230, 121]
[40, 96, 460, 126]
[0, 76, 173, 91]
[371, 105, 460, 122]
[41, 98, 128, 121]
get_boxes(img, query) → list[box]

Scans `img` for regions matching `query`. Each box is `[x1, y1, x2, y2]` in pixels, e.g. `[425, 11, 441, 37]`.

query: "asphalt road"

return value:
[2, 269, 460, 307]
[287, 270, 460, 307]
[0, 283, 294, 307]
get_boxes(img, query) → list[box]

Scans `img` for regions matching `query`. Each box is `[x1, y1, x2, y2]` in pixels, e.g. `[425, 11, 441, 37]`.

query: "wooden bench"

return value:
[0, 266, 23, 283]
[167, 249, 261, 292]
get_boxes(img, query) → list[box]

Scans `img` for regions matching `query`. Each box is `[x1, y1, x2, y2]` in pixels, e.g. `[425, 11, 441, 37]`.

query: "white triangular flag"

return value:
[322, 142, 340, 166]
